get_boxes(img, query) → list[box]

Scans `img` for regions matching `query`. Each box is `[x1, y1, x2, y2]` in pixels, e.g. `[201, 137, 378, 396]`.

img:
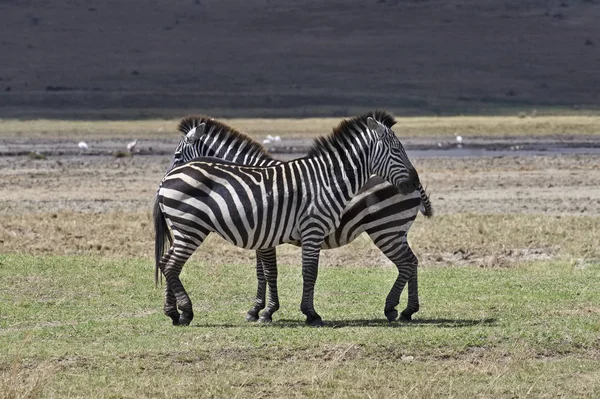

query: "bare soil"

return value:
[0, 140, 598, 215]
[1, 135, 598, 269]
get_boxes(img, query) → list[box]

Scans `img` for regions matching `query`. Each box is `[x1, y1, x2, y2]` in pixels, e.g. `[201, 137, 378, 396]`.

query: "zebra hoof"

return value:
[309, 319, 325, 327]
[399, 311, 413, 321]
[246, 312, 259, 322]
[167, 312, 181, 326]
[385, 309, 398, 322]
[178, 313, 193, 326]
[258, 315, 272, 324]
[305, 316, 325, 327]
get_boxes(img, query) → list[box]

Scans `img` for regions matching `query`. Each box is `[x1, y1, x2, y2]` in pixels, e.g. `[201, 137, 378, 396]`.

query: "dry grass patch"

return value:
[411, 214, 600, 267]
[0, 336, 56, 399]
[0, 212, 598, 269]
[1, 115, 600, 139]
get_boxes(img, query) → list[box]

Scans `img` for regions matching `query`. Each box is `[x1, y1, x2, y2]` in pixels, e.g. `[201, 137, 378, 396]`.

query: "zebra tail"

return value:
[418, 185, 434, 218]
[153, 195, 171, 287]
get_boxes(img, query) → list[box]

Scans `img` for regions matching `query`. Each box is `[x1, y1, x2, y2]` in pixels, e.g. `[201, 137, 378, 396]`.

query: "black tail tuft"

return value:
[418, 185, 434, 218]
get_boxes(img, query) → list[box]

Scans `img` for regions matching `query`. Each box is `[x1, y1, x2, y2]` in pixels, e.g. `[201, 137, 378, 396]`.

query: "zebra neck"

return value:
[310, 148, 371, 204]
[199, 134, 278, 167]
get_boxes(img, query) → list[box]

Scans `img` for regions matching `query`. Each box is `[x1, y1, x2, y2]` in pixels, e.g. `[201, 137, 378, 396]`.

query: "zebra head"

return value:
[366, 117, 420, 194]
[169, 120, 207, 170]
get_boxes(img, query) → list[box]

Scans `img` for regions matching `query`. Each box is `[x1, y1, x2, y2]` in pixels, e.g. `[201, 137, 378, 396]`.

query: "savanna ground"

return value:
[1, 116, 599, 398]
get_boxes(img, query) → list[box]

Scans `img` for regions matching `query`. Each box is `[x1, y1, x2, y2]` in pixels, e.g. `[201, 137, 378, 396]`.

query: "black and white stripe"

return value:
[155, 111, 423, 326]
[159, 114, 432, 323]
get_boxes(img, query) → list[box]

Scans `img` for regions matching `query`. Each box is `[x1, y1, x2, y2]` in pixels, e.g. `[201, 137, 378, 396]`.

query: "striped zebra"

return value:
[157, 114, 433, 325]
[154, 111, 422, 326]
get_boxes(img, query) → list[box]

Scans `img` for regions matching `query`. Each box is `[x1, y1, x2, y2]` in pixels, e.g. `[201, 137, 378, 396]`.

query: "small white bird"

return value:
[455, 135, 463, 148]
[78, 141, 89, 150]
[266, 135, 275, 141]
[127, 139, 138, 153]
[273, 135, 281, 142]
[262, 139, 272, 144]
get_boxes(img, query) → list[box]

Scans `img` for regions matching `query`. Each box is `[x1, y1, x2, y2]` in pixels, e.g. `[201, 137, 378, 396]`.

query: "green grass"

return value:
[1, 254, 599, 398]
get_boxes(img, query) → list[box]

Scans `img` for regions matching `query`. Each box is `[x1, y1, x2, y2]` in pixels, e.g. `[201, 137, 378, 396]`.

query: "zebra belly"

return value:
[322, 184, 421, 249]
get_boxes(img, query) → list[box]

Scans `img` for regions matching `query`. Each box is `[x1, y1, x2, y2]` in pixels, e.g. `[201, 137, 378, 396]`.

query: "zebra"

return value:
[157, 114, 433, 325]
[154, 111, 422, 326]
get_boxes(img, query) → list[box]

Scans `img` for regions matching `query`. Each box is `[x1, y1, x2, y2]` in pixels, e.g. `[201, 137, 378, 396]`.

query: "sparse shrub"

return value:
[27, 152, 46, 160]
[1, 336, 56, 399]
[113, 151, 132, 158]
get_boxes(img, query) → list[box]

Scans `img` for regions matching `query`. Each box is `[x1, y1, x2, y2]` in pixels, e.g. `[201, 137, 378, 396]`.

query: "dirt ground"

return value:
[1, 131, 598, 272]
[0, 146, 598, 216]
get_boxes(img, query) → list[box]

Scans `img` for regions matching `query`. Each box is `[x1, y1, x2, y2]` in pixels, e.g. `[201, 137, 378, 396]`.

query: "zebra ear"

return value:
[185, 122, 206, 143]
[367, 117, 387, 139]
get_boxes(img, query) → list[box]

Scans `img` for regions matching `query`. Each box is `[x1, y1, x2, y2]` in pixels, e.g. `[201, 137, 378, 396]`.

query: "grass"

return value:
[0, 253, 599, 398]
[1, 117, 598, 397]
[1, 115, 600, 140]
[1, 212, 598, 266]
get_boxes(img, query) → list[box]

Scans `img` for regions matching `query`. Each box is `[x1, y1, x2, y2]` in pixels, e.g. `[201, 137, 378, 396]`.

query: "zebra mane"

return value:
[177, 115, 274, 160]
[307, 111, 397, 157]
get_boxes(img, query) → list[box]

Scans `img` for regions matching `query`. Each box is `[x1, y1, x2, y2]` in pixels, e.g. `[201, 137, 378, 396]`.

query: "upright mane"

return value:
[307, 111, 396, 157]
[177, 116, 275, 161]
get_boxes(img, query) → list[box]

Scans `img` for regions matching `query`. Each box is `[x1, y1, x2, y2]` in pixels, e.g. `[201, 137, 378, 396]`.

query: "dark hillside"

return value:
[1, 0, 599, 118]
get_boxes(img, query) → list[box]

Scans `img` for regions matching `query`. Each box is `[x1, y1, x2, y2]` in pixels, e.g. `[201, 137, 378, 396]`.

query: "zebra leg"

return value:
[159, 247, 180, 325]
[400, 267, 419, 321]
[374, 237, 419, 322]
[246, 250, 268, 322]
[258, 248, 280, 323]
[299, 242, 324, 327]
[161, 241, 199, 326]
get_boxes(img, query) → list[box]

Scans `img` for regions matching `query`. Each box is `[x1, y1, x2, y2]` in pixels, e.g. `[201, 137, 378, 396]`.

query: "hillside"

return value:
[1, 0, 599, 118]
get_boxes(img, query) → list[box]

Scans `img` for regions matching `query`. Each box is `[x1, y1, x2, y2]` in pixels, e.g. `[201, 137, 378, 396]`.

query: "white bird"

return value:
[273, 135, 281, 142]
[78, 141, 89, 150]
[262, 139, 272, 144]
[455, 135, 463, 148]
[266, 135, 275, 141]
[127, 139, 138, 153]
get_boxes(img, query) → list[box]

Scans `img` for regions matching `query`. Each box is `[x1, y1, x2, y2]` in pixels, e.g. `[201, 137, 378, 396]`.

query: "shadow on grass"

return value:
[193, 317, 497, 329]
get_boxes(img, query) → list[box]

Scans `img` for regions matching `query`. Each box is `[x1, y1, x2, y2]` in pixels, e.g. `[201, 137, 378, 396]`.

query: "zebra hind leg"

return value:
[257, 248, 280, 323]
[161, 241, 200, 326]
[246, 249, 267, 322]
[375, 237, 419, 322]
[400, 266, 419, 321]
[158, 247, 180, 325]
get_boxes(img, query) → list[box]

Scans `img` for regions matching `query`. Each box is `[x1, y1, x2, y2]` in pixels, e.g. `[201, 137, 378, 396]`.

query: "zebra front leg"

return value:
[300, 241, 324, 327]
[246, 249, 268, 322]
[258, 248, 280, 323]
[376, 238, 419, 322]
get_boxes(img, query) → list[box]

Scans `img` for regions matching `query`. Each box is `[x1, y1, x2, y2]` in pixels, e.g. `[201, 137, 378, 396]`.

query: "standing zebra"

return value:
[156, 113, 432, 325]
[155, 111, 422, 326]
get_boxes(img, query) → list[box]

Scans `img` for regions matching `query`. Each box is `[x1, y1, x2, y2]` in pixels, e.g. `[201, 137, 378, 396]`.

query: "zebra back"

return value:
[170, 114, 433, 217]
